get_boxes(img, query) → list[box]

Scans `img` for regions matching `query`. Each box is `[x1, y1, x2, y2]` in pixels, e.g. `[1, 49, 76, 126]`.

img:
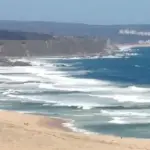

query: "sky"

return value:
[0, 0, 149, 25]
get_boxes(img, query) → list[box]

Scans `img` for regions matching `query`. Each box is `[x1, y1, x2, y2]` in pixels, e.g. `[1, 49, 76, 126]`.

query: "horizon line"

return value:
[0, 19, 150, 26]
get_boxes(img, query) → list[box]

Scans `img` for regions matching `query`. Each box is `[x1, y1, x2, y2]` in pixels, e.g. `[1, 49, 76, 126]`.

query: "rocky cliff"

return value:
[0, 37, 107, 57]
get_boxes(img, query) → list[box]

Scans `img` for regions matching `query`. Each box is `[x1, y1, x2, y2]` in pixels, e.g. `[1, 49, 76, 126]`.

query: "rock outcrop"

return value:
[0, 58, 32, 66]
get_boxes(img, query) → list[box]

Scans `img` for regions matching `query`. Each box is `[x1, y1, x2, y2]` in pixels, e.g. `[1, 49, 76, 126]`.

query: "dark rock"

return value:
[0, 58, 32, 66]
[11, 61, 32, 66]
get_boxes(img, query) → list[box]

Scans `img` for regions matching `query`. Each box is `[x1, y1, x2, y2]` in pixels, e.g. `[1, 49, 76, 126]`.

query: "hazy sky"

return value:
[0, 0, 149, 24]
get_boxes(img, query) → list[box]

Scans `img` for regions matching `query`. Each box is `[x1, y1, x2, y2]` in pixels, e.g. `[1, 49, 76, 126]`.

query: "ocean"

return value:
[1, 46, 150, 138]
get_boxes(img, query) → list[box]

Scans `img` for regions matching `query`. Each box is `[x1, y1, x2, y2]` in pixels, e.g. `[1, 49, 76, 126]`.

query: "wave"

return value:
[101, 52, 138, 59]
[4, 90, 150, 110]
[1, 57, 150, 112]
[62, 120, 95, 134]
[37, 56, 85, 60]
[2, 81, 41, 85]
[2, 89, 16, 95]
[2, 89, 80, 96]
[90, 94, 150, 103]
[3, 89, 150, 110]
[109, 117, 127, 124]
[127, 86, 150, 92]
[2, 72, 141, 95]
[135, 65, 141, 68]
[6, 94, 60, 104]
[72, 114, 95, 117]
[102, 54, 126, 59]
[2, 89, 101, 110]
[109, 116, 150, 125]
[112, 95, 150, 103]
[0, 74, 39, 82]
[38, 83, 110, 92]
[53, 103, 101, 110]
[48, 104, 150, 110]
[0, 58, 32, 66]
[94, 105, 150, 110]
[2, 55, 150, 137]
[118, 45, 132, 51]
[101, 110, 150, 117]
[6, 57, 53, 67]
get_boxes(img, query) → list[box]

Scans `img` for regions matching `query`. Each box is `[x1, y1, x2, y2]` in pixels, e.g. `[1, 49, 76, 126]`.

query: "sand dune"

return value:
[0, 111, 150, 150]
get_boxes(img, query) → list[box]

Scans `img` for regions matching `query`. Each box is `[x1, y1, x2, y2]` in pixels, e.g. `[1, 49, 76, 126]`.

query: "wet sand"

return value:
[0, 111, 150, 150]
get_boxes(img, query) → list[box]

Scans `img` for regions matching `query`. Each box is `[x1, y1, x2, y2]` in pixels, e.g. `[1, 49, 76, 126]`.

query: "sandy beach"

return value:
[117, 43, 150, 50]
[0, 111, 149, 150]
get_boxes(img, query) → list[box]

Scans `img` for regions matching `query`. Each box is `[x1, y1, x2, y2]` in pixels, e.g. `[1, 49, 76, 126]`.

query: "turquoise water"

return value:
[1, 47, 150, 138]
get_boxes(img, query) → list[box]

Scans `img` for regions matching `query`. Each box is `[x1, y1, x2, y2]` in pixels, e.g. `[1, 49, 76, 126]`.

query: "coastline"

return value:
[117, 43, 150, 50]
[0, 111, 150, 150]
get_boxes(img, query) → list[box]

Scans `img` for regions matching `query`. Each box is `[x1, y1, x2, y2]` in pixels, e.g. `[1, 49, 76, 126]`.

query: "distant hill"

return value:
[0, 20, 150, 43]
[0, 20, 150, 56]
[0, 30, 53, 40]
[0, 28, 108, 56]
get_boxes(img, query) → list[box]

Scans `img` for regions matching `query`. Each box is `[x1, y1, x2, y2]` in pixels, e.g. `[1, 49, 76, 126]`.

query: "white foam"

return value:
[7, 94, 27, 100]
[53, 101, 100, 110]
[118, 45, 132, 51]
[113, 95, 150, 103]
[126, 52, 138, 57]
[2, 89, 16, 95]
[109, 117, 126, 124]
[9, 58, 45, 67]
[101, 110, 150, 117]
[4, 92, 101, 110]
[4, 93, 56, 104]
[0, 74, 38, 82]
[127, 86, 150, 92]
[63, 120, 95, 135]
[39, 56, 84, 60]
[16, 110, 37, 114]
[88, 85, 150, 103]
[135, 65, 140, 68]
[109, 116, 150, 124]
[102, 54, 124, 59]
[24, 64, 108, 88]
[8, 58, 30, 63]
[1, 57, 150, 120]
[39, 83, 110, 92]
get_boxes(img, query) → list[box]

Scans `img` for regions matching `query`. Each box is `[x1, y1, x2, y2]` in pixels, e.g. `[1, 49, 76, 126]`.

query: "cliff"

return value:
[0, 36, 107, 57]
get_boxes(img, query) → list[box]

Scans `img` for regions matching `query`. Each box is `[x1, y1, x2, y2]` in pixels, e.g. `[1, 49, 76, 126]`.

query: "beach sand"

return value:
[117, 43, 150, 50]
[0, 111, 150, 150]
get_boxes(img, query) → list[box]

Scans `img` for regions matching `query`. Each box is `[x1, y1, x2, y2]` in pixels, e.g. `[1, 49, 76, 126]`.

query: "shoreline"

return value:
[20, 112, 94, 135]
[0, 43, 150, 59]
[117, 43, 150, 50]
[0, 111, 150, 150]
[30, 112, 150, 139]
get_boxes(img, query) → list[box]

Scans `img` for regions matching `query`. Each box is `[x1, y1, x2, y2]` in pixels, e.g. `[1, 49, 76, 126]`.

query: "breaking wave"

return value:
[0, 48, 150, 137]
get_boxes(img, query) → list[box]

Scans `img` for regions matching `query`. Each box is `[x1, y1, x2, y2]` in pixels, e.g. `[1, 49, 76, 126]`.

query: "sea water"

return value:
[1, 47, 150, 138]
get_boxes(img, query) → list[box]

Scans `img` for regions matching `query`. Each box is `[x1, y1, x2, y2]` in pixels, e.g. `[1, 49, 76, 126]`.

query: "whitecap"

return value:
[101, 110, 150, 117]
[109, 117, 127, 124]
[62, 120, 95, 135]
[127, 86, 150, 92]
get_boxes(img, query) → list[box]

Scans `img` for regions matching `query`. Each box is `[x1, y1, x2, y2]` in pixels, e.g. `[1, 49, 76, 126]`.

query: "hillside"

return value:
[0, 30, 53, 40]
[1, 21, 150, 56]
[0, 21, 150, 43]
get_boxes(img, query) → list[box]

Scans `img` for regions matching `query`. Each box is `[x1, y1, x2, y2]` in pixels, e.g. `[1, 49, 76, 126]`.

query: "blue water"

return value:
[1, 47, 150, 138]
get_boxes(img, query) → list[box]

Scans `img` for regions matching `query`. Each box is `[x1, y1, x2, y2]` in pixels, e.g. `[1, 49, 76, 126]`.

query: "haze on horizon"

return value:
[0, 0, 149, 25]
